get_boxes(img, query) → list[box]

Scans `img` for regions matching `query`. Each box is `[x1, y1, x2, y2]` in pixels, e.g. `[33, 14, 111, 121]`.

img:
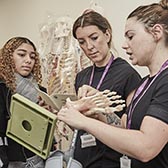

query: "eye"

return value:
[91, 36, 98, 41]
[18, 53, 25, 57]
[126, 33, 134, 40]
[30, 53, 36, 59]
[128, 35, 133, 40]
[78, 40, 85, 45]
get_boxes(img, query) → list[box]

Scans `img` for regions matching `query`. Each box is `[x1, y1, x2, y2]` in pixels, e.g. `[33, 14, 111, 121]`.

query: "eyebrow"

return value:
[17, 49, 27, 52]
[77, 32, 98, 40]
[17, 49, 36, 54]
[124, 30, 134, 37]
[89, 32, 97, 37]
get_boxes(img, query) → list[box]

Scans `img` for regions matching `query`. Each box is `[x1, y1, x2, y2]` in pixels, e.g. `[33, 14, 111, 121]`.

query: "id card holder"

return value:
[80, 133, 96, 148]
[0, 159, 3, 167]
[120, 155, 131, 168]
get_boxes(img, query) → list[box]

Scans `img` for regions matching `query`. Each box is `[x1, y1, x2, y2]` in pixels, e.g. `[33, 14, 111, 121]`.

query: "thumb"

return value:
[66, 98, 74, 108]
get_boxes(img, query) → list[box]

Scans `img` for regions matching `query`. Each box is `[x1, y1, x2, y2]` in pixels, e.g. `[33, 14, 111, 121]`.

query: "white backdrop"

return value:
[0, 0, 158, 76]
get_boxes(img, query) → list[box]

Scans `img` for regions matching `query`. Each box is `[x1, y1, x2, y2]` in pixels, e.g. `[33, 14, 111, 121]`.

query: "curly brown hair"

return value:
[0, 37, 42, 92]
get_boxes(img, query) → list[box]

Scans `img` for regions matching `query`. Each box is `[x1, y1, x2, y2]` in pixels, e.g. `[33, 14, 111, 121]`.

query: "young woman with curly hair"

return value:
[0, 37, 45, 168]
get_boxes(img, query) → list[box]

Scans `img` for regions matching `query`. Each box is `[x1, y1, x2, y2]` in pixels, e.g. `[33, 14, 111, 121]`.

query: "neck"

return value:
[147, 42, 168, 76]
[95, 51, 113, 67]
[149, 55, 168, 77]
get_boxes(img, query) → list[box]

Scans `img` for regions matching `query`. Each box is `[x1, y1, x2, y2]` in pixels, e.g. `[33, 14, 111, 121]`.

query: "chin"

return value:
[133, 63, 138, 66]
[130, 60, 136, 66]
[130, 59, 138, 66]
[20, 72, 30, 77]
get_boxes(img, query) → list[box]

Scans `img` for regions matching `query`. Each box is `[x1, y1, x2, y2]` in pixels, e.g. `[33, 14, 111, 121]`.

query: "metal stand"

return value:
[45, 129, 83, 168]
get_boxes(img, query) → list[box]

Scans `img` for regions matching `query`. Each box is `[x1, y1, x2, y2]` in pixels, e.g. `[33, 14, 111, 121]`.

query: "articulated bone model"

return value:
[56, 90, 125, 138]
[55, 90, 125, 167]
[68, 89, 126, 115]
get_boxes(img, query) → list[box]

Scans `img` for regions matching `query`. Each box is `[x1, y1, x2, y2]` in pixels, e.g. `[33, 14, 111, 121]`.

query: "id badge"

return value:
[80, 133, 96, 148]
[0, 159, 3, 167]
[120, 155, 131, 168]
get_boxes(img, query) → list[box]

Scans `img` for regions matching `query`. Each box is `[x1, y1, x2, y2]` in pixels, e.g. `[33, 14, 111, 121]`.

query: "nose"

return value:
[25, 54, 32, 63]
[122, 40, 128, 50]
[86, 40, 94, 50]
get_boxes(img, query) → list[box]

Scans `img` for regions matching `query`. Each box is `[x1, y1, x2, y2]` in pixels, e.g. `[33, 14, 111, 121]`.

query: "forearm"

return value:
[82, 117, 152, 161]
[58, 101, 166, 162]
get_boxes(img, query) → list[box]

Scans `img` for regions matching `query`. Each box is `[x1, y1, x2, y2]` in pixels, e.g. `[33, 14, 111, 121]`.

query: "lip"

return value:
[126, 51, 132, 55]
[126, 52, 133, 58]
[22, 66, 31, 71]
[88, 52, 99, 57]
[129, 57, 133, 61]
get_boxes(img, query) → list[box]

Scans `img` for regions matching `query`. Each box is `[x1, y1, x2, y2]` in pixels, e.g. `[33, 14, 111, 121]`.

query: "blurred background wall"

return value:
[0, 0, 157, 76]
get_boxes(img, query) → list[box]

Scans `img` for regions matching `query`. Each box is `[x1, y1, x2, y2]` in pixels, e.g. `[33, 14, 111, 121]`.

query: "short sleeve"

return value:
[146, 76, 168, 124]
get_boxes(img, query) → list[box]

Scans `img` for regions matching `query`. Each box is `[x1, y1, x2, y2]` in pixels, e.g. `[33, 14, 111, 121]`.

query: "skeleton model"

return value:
[38, 15, 92, 149]
[38, 16, 92, 95]
[57, 89, 125, 137]
[72, 90, 125, 115]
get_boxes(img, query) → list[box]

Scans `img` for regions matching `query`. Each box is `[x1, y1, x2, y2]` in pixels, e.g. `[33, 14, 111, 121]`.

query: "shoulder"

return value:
[0, 79, 7, 88]
[76, 66, 93, 77]
[154, 68, 168, 87]
[0, 79, 10, 99]
[112, 58, 141, 76]
[159, 68, 168, 78]
[114, 58, 135, 69]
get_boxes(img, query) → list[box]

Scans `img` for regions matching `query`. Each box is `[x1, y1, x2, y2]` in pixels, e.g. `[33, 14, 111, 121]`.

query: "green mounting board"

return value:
[6, 93, 57, 159]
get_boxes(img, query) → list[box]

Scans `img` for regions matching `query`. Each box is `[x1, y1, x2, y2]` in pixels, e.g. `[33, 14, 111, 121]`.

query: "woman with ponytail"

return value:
[58, 1, 168, 167]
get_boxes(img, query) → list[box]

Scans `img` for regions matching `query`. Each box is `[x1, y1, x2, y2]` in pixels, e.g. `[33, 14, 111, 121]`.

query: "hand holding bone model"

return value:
[57, 86, 125, 138]
[66, 88, 126, 116]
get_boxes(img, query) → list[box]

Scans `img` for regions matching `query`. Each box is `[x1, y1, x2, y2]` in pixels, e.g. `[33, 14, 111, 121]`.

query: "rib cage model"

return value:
[38, 16, 92, 95]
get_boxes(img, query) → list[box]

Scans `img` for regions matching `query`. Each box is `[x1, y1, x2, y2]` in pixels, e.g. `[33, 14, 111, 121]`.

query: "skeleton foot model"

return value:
[56, 90, 125, 138]
[67, 89, 125, 115]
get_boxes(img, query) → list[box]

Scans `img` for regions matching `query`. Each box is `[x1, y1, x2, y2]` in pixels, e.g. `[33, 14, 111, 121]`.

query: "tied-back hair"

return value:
[127, 0, 168, 46]
[72, 10, 113, 48]
[0, 37, 42, 92]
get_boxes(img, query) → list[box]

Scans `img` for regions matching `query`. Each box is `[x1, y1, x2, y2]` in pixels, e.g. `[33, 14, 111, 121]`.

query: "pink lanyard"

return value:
[127, 60, 168, 129]
[89, 55, 114, 90]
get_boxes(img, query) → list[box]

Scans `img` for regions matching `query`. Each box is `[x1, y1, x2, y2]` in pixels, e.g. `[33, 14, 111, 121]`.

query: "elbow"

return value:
[135, 149, 156, 162]
[138, 156, 153, 163]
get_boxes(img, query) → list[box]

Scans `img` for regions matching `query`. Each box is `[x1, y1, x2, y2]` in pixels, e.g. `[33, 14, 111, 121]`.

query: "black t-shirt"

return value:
[126, 69, 168, 168]
[74, 58, 141, 168]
